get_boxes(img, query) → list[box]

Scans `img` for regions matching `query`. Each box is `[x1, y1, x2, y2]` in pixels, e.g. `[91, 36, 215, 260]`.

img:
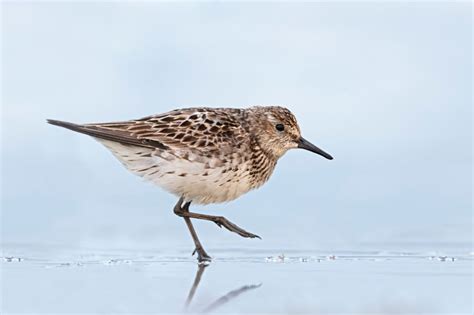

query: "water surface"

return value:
[2, 244, 472, 314]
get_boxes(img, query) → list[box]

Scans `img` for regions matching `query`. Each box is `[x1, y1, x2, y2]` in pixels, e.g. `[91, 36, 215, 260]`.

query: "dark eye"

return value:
[275, 124, 285, 132]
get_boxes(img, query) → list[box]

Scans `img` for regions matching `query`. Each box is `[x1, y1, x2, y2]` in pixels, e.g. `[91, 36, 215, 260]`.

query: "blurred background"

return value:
[2, 1, 472, 253]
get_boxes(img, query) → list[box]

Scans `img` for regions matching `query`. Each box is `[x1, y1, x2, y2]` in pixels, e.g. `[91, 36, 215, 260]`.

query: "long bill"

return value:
[297, 137, 333, 160]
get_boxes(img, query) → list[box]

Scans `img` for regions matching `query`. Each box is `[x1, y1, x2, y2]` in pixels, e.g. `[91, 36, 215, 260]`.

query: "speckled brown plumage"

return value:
[47, 106, 333, 262]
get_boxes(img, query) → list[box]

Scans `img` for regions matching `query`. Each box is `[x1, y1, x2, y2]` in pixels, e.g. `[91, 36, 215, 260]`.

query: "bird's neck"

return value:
[247, 137, 278, 189]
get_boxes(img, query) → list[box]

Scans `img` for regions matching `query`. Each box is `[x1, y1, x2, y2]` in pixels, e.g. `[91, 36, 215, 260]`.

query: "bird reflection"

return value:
[184, 263, 262, 313]
[185, 263, 208, 308]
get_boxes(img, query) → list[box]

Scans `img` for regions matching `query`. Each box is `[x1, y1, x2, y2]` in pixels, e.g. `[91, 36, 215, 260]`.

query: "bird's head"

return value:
[247, 106, 333, 160]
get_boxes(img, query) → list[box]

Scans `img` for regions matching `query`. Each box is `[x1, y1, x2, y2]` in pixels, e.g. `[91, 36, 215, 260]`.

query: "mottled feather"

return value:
[48, 106, 308, 204]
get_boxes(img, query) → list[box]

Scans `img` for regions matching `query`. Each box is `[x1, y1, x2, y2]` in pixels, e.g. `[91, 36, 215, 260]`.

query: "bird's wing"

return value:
[50, 108, 248, 156]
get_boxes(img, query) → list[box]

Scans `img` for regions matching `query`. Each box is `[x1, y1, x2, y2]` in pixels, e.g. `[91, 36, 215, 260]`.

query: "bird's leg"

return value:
[174, 198, 212, 263]
[175, 204, 261, 239]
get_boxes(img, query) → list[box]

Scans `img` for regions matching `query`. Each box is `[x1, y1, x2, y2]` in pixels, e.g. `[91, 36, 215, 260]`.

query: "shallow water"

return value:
[1, 244, 472, 314]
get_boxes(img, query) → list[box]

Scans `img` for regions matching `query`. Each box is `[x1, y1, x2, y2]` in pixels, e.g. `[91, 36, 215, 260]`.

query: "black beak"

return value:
[297, 137, 333, 160]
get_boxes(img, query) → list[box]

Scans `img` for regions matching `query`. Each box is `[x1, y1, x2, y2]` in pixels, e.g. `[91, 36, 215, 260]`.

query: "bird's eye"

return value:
[275, 124, 285, 132]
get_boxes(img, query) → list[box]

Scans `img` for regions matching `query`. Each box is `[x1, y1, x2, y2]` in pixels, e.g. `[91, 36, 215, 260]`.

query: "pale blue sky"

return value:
[1, 2, 472, 251]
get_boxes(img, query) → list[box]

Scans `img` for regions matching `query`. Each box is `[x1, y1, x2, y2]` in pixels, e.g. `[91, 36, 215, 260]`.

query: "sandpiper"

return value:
[48, 106, 333, 262]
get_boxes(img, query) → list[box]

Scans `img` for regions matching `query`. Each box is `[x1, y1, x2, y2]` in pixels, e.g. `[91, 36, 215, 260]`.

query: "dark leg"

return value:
[177, 208, 261, 239]
[174, 198, 212, 263]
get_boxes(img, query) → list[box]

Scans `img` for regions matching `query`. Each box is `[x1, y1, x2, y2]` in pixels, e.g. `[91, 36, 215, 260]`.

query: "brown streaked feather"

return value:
[46, 106, 314, 205]
[77, 108, 248, 155]
[46, 119, 169, 150]
[47, 108, 249, 160]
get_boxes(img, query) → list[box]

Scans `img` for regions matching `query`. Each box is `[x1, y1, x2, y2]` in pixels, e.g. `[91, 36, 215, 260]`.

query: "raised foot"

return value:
[213, 216, 261, 239]
[192, 247, 212, 263]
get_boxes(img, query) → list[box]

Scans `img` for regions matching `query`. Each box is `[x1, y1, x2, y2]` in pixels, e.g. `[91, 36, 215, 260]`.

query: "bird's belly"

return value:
[96, 139, 255, 204]
[131, 154, 254, 204]
[149, 167, 252, 204]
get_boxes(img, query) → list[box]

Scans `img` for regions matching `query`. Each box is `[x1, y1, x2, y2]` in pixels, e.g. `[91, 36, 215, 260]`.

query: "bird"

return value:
[47, 106, 333, 262]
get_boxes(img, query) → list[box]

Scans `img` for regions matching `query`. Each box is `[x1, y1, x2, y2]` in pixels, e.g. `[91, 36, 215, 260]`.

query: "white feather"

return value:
[97, 139, 253, 204]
